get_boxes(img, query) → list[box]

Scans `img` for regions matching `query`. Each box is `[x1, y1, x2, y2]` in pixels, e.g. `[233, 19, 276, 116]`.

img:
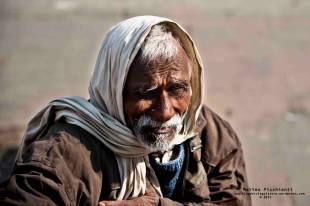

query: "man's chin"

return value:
[138, 132, 175, 152]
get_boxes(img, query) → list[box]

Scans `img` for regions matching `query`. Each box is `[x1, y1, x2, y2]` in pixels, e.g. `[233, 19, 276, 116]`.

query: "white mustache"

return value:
[135, 114, 183, 130]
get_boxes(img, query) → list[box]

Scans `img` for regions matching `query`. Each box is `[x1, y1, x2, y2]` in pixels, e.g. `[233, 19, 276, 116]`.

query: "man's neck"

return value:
[150, 146, 179, 163]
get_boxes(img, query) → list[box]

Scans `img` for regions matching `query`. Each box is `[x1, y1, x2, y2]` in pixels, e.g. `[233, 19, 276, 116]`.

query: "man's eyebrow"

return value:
[144, 84, 158, 92]
[132, 84, 158, 92]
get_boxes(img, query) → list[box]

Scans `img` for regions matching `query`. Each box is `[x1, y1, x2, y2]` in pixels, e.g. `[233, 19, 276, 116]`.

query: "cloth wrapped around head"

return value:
[16, 16, 205, 199]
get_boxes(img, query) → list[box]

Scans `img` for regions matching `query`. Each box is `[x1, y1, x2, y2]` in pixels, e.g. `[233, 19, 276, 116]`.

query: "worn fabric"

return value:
[14, 16, 205, 200]
[0, 106, 251, 206]
[149, 144, 185, 198]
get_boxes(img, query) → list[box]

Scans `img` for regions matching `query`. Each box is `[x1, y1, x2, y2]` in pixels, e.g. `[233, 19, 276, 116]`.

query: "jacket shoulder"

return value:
[12, 122, 120, 204]
[21, 123, 102, 167]
[200, 105, 242, 166]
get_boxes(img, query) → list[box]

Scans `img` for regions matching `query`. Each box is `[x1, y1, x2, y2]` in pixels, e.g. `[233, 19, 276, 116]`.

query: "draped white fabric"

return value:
[16, 16, 205, 200]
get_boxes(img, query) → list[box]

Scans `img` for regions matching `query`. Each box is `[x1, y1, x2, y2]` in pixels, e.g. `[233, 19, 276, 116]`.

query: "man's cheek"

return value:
[124, 102, 139, 128]
[176, 100, 191, 114]
[131, 101, 152, 119]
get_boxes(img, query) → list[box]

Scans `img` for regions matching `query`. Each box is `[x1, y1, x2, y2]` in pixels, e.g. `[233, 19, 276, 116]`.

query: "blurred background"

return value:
[0, 0, 309, 205]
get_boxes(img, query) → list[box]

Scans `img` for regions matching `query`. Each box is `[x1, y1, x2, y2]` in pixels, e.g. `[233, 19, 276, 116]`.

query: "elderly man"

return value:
[0, 16, 251, 205]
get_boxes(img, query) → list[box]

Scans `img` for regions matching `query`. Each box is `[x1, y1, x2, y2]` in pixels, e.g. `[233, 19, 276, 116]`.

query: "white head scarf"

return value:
[16, 16, 205, 200]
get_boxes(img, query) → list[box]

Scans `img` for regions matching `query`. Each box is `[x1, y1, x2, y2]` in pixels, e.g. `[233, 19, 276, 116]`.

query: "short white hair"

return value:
[139, 24, 190, 66]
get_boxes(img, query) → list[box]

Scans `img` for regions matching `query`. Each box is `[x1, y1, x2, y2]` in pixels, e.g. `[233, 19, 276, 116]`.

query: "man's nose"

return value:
[151, 92, 175, 123]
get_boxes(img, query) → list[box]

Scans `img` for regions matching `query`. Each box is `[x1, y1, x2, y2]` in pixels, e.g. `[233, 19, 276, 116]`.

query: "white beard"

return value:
[133, 114, 183, 152]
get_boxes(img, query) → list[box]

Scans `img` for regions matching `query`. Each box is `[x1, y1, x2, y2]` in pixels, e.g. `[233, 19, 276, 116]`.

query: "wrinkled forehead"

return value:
[125, 56, 192, 91]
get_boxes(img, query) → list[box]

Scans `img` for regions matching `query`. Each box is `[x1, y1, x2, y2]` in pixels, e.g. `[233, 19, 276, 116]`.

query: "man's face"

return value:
[123, 40, 192, 152]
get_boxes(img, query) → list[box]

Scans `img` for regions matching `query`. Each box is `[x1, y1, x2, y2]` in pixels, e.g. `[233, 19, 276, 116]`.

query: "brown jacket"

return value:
[0, 106, 251, 206]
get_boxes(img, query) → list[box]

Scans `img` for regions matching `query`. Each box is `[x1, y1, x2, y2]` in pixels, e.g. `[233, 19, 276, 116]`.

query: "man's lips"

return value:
[153, 127, 174, 134]
[143, 126, 175, 135]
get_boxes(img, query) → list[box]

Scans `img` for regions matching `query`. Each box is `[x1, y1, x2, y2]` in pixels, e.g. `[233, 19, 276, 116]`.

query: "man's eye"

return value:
[168, 85, 189, 96]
